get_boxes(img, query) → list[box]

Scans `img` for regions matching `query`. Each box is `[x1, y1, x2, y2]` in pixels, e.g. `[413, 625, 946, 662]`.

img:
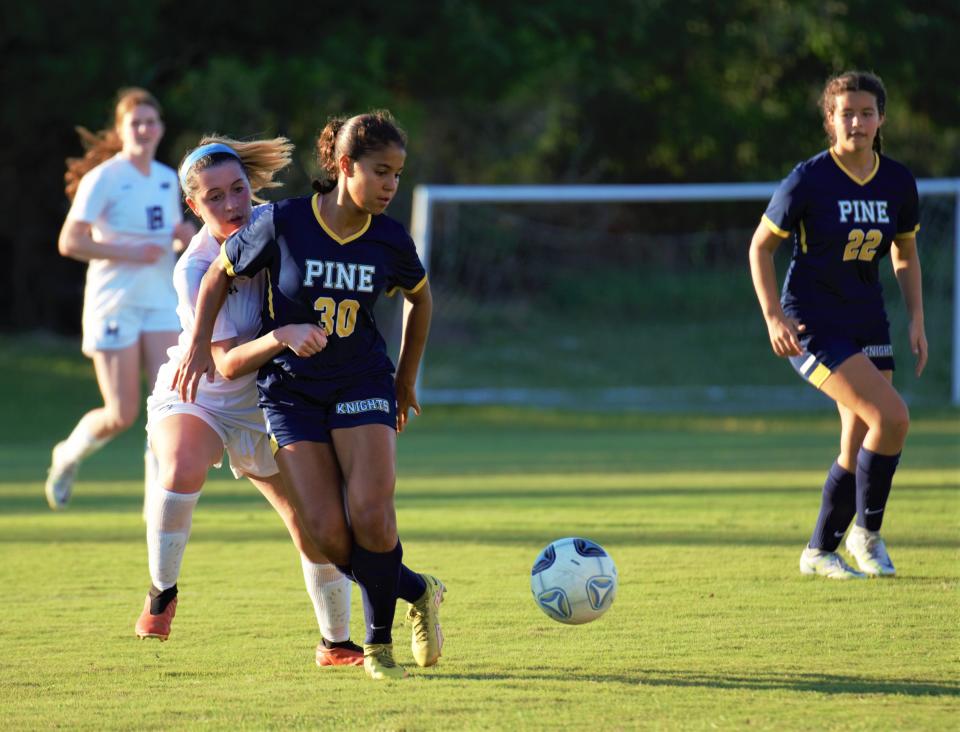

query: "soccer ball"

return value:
[530, 537, 617, 625]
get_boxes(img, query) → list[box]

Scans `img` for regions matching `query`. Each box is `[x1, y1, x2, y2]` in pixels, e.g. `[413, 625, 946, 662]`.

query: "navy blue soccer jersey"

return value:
[219, 193, 427, 390]
[762, 149, 919, 328]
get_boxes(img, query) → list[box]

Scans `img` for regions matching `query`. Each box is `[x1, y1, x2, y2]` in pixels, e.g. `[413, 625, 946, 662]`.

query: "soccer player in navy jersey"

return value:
[137, 135, 363, 667]
[174, 111, 444, 680]
[749, 71, 927, 580]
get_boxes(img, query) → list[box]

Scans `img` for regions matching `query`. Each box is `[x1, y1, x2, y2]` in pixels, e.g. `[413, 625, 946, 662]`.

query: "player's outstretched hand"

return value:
[765, 314, 805, 358]
[172, 339, 215, 403]
[395, 379, 420, 434]
[910, 319, 928, 377]
[276, 324, 328, 357]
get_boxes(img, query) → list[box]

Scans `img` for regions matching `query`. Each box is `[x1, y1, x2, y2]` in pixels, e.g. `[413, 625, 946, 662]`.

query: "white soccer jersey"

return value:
[157, 212, 267, 400]
[68, 154, 182, 314]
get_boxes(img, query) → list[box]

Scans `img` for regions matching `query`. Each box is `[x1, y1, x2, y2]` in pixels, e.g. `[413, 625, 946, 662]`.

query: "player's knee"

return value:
[300, 512, 350, 565]
[881, 402, 910, 444]
[158, 457, 209, 492]
[285, 521, 325, 562]
[349, 503, 398, 551]
[103, 404, 139, 433]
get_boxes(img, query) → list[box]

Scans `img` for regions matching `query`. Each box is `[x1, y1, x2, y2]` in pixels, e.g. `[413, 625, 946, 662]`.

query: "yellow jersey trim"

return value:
[269, 434, 280, 455]
[799, 220, 808, 254]
[895, 224, 921, 240]
[218, 245, 236, 277]
[761, 215, 790, 239]
[266, 270, 275, 320]
[829, 149, 879, 186]
[385, 274, 428, 298]
[311, 193, 371, 245]
[809, 363, 832, 389]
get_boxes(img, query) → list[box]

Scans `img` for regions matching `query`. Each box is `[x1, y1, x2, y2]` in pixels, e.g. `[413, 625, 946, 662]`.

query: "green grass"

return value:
[0, 339, 958, 730]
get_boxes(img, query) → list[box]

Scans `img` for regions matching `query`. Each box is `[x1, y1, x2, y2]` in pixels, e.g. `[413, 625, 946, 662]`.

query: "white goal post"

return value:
[407, 180, 960, 406]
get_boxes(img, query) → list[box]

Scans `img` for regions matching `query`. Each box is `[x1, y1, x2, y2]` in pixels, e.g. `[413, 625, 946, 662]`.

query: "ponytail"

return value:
[63, 87, 162, 201]
[312, 110, 406, 193]
[313, 116, 348, 194]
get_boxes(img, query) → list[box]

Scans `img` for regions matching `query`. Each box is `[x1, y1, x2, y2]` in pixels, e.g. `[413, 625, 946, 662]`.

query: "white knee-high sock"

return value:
[57, 419, 110, 466]
[146, 487, 201, 591]
[300, 555, 351, 643]
[143, 443, 159, 521]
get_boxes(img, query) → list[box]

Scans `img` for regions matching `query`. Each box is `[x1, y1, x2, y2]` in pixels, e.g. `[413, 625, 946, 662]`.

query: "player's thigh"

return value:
[275, 442, 348, 527]
[332, 424, 398, 550]
[245, 471, 327, 563]
[244, 471, 291, 517]
[140, 330, 178, 386]
[275, 441, 352, 564]
[150, 413, 225, 491]
[820, 356, 904, 428]
[91, 342, 142, 420]
[332, 423, 397, 507]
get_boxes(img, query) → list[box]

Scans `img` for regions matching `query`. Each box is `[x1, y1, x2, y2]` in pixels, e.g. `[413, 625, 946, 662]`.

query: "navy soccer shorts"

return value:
[263, 373, 398, 448]
[788, 322, 895, 389]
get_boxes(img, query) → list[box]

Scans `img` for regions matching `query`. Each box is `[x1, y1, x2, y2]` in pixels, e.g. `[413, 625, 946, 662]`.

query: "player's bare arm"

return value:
[395, 280, 432, 433]
[172, 256, 231, 401]
[58, 219, 166, 264]
[890, 235, 928, 376]
[748, 222, 805, 357]
[212, 324, 328, 380]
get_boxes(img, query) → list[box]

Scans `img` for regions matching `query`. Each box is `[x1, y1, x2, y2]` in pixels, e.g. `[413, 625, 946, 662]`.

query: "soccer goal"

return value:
[405, 180, 960, 411]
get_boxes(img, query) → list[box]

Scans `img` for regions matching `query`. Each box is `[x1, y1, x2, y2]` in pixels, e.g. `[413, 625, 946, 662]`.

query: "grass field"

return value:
[0, 337, 958, 730]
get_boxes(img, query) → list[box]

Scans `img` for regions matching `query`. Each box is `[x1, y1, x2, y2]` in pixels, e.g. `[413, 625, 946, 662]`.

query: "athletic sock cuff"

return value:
[828, 461, 854, 480]
[857, 448, 901, 471]
[149, 584, 178, 614]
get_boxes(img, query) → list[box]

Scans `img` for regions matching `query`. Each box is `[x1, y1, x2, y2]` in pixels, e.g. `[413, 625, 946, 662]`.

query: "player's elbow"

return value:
[217, 360, 241, 380]
[58, 231, 77, 258]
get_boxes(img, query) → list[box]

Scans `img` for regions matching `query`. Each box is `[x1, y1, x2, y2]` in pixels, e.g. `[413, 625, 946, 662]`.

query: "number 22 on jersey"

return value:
[314, 297, 360, 337]
[842, 228, 882, 262]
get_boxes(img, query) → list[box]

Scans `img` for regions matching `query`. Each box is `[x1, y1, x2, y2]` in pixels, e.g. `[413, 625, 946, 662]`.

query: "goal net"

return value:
[399, 182, 959, 411]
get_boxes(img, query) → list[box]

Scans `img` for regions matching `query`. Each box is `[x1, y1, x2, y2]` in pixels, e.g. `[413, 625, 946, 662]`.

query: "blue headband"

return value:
[178, 143, 241, 188]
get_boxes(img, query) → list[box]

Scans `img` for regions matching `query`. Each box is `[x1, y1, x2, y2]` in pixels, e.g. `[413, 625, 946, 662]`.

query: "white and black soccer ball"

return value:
[530, 537, 617, 625]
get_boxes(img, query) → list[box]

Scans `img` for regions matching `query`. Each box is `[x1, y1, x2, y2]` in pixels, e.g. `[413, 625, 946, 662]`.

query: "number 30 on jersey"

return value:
[313, 297, 359, 337]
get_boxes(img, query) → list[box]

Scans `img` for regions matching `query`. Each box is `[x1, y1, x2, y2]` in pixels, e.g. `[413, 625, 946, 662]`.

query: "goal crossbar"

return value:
[409, 180, 960, 405]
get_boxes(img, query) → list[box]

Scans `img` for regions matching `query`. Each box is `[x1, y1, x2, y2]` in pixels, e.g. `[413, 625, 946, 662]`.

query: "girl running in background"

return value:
[749, 71, 927, 580]
[136, 136, 363, 667]
[47, 88, 195, 510]
[175, 111, 445, 680]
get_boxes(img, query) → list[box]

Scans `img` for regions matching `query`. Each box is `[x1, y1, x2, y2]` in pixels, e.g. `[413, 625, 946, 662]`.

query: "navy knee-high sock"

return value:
[351, 542, 402, 645]
[809, 462, 856, 551]
[396, 542, 427, 602]
[337, 556, 425, 603]
[855, 448, 900, 532]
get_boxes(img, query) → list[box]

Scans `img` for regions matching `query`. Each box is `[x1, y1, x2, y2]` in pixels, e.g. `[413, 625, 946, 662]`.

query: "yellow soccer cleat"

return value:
[363, 643, 407, 680]
[406, 574, 446, 667]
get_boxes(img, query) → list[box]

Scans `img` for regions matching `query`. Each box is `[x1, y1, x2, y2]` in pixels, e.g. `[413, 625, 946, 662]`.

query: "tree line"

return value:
[2, 0, 956, 332]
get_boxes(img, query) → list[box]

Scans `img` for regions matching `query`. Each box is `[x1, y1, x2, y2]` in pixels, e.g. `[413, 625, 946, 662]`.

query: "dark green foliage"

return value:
[2, 2, 957, 331]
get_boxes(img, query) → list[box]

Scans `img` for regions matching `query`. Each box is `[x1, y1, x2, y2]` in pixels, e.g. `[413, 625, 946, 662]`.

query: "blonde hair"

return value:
[180, 134, 294, 203]
[64, 87, 161, 200]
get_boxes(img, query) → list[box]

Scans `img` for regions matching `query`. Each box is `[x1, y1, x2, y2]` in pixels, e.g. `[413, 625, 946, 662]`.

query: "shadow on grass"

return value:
[436, 669, 960, 697]
[3, 516, 958, 552]
[0, 478, 954, 515]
